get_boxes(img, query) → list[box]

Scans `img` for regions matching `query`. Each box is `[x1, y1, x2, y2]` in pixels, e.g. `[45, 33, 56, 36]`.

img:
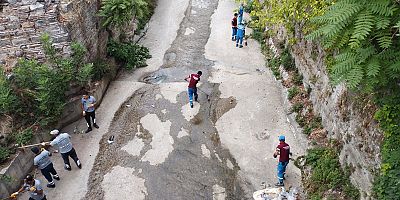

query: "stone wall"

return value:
[288, 31, 382, 198]
[0, 0, 114, 69]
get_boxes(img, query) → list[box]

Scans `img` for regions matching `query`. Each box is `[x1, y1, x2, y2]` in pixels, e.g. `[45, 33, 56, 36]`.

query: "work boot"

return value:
[47, 182, 55, 188]
[190, 103, 193, 108]
[93, 123, 99, 129]
[52, 175, 60, 181]
[64, 164, 71, 171]
[85, 127, 92, 133]
[231, 37, 235, 41]
[274, 182, 284, 187]
[76, 160, 82, 169]
[236, 43, 238, 47]
[239, 45, 243, 48]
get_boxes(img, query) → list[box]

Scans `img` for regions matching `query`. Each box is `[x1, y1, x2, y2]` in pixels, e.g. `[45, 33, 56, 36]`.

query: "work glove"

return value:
[10, 192, 18, 198]
[29, 186, 36, 192]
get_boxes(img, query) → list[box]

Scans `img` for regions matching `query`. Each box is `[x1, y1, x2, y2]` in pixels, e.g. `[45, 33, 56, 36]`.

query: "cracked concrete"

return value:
[22, 0, 308, 199]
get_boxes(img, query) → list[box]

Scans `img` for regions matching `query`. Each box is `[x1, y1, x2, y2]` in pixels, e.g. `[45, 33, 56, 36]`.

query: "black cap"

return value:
[25, 174, 34, 182]
[31, 147, 40, 154]
[197, 71, 202, 75]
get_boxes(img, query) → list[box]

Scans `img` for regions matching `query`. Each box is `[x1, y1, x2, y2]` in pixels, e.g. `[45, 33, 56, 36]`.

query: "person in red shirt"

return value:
[231, 13, 238, 41]
[184, 71, 202, 108]
[273, 135, 291, 186]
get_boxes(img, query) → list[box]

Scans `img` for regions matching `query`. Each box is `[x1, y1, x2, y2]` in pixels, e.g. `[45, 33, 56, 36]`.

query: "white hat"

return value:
[50, 129, 59, 135]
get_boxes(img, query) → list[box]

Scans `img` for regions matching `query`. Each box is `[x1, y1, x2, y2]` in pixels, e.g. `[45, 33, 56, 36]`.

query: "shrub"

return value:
[295, 114, 306, 127]
[280, 47, 295, 71]
[0, 76, 18, 114]
[267, 57, 282, 79]
[107, 40, 151, 70]
[303, 125, 313, 135]
[0, 147, 10, 163]
[305, 147, 360, 199]
[292, 71, 303, 86]
[76, 63, 94, 86]
[92, 60, 111, 81]
[290, 102, 303, 113]
[288, 86, 300, 100]
[15, 128, 33, 146]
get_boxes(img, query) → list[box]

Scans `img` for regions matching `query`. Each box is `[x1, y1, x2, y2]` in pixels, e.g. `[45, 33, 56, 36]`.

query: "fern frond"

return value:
[356, 46, 375, 64]
[349, 10, 375, 48]
[376, 32, 393, 49]
[369, 0, 397, 17]
[375, 16, 391, 29]
[366, 58, 380, 77]
[345, 64, 363, 89]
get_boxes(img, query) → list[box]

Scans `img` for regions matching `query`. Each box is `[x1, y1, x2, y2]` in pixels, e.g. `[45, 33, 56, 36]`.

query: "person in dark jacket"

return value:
[273, 135, 291, 186]
[231, 13, 238, 41]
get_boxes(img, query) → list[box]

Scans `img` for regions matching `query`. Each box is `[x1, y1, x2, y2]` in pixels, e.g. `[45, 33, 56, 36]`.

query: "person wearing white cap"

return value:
[42, 130, 82, 171]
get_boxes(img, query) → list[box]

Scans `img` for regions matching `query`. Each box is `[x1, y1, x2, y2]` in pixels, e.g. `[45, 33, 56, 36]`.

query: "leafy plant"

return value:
[281, 47, 296, 71]
[76, 63, 93, 86]
[99, 0, 151, 29]
[288, 86, 300, 100]
[15, 128, 33, 145]
[305, 147, 360, 199]
[0, 146, 10, 163]
[0, 75, 18, 114]
[303, 125, 313, 135]
[292, 71, 304, 86]
[296, 114, 306, 127]
[290, 102, 304, 113]
[92, 60, 111, 81]
[267, 57, 282, 79]
[107, 40, 151, 69]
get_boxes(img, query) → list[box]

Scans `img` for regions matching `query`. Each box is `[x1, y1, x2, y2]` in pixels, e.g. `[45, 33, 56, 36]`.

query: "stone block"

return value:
[34, 19, 46, 28]
[0, 39, 11, 46]
[0, 26, 5, 31]
[21, 0, 35, 5]
[21, 21, 34, 28]
[11, 37, 27, 46]
[29, 2, 44, 11]
[60, 2, 72, 13]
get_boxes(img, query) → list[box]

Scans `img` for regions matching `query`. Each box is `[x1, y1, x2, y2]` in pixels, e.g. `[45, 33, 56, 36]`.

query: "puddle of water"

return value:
[142, 73, 167, 84]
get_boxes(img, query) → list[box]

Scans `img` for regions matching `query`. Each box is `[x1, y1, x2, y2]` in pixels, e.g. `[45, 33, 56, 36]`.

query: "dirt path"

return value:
[23, 0, 308, 199]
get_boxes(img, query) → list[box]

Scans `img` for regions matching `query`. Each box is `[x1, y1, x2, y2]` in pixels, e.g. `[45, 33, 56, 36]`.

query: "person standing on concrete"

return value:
[231, 13, 238, 41]
[81, 92, 99, 133]
[184, 71, 202, 108]
[238, 3, 244, 24]
[10, 174, 47, 200]
[273, 135, 291, 186]
[45, 130, 82, 171]
[236, 23, 245, 48]
[31, 147, 60, 188]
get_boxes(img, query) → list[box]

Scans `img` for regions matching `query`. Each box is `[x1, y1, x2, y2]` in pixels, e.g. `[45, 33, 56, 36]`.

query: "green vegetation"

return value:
[288, 86, 300, 100]
[99, 0, 154, 31]
[0, 147, 10, 163]
[107, 40, 151, 70]
[14, 128, 33, 146]
[267, 57, 282, 79]
[304, 1, 400, 198]
[0, 34, 111, 164]
[304, 147, 360, 199]
[280, 48, 296, 71]
[290, 102, 303, 113]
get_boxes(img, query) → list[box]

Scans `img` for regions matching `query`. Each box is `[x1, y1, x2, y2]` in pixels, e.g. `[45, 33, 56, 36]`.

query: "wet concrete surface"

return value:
[85, 0, 248, 199]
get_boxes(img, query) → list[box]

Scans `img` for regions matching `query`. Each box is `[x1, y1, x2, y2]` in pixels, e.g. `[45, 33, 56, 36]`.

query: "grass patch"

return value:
[288, 86, 300, 100]
[290, 102, 304, 113]
[304, 147, 360, 199]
